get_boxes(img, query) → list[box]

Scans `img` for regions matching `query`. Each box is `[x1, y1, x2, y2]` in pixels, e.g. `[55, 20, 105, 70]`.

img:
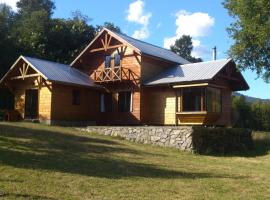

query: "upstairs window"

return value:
[72, 90, 81, 105]
[105, 56, 111, 68]
[118, 91, 132, 112]
[100, 93, 113, 112]
[114, 54, 121, 67]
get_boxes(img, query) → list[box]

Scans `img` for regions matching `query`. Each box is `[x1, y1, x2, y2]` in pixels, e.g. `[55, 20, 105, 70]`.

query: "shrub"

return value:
[192, 127, 254, 154]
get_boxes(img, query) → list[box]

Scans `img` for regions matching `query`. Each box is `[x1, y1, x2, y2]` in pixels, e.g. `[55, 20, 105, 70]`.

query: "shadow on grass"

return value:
[0, 124, 247, 180]
[0, 192, 56, 200]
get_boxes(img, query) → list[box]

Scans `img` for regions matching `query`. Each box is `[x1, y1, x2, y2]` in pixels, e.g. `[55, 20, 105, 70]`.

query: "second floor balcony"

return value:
[93, 66, 139, 83]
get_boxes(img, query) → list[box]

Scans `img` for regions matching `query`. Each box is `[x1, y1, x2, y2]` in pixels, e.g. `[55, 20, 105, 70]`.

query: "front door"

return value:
[25, 89, 38, 119]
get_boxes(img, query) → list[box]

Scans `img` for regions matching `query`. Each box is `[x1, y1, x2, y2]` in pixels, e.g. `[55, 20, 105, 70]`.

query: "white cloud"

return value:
[126, 0, 152, 40]
[132, 26, 149, 40]
[164, 10, 215, 58]
[0, 0, 18, 11]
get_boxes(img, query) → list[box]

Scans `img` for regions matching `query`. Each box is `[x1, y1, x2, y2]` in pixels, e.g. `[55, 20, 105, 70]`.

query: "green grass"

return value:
[0, 122, 270, 200]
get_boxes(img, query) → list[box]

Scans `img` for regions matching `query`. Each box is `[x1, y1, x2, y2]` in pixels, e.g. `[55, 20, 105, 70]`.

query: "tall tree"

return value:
[0, 4, 15, 78]
[170, 35, 203, 63]
[96, 22, 121, 34]
[223, 0, 270, 82]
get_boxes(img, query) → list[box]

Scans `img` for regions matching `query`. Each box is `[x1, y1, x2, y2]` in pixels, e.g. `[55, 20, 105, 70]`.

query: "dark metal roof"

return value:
[113, 32, 191, 64]
[24, 56, 99, 88]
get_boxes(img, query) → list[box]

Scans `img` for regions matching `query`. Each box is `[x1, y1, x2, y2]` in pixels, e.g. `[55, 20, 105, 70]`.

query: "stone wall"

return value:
[80, 126, 194, 151]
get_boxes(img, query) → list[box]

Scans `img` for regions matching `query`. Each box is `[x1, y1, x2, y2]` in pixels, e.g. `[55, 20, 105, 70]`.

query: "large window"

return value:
[206, 87, 221, 112]
[100, 93, 113, 112]
[182, 88, 204, 112]
[72, 90, 81, 105]
[180, 87, 221, 113]
[118, 91, 132, 112]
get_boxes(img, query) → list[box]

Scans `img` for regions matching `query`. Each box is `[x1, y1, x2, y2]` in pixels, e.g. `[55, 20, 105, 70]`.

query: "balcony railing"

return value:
[93, 66, 139, 83]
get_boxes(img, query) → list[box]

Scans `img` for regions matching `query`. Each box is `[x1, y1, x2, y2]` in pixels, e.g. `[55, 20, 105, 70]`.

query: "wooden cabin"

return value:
[0, 28, 249, 126]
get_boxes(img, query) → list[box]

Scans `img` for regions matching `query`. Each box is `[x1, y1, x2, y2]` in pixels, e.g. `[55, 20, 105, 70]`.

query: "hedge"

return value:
[192, 127, 254, 154]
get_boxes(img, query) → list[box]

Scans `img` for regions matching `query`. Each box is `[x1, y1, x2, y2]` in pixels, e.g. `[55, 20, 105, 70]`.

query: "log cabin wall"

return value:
[12, 79, 52, 121]
[140, 55, 174, 83]
[73, 36, 142, 125]
[141, 86, 176, 125]
[50, 84, 99, 123]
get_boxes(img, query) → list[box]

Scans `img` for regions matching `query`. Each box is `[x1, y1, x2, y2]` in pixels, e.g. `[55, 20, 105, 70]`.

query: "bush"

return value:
[192, 127, 254, 154]
[0, 110, 5, 121]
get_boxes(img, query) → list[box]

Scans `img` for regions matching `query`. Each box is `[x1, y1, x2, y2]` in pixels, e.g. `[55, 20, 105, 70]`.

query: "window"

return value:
[100, 93, 113, 112]
[182, 88, 204, 112]
[105, 56, 111, 68]
[114, 54, 121, 66]
[118, 91, 132, 112]
[206, 87, 221, 112]
[72, 90, 80, 105]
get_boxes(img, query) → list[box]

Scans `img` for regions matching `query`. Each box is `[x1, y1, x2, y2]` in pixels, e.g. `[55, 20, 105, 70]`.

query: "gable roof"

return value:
[144, 59, 249, 90]
[71, 28, 190, 66]
[112, 31, 191, 64]
[0, 56, 100, 88]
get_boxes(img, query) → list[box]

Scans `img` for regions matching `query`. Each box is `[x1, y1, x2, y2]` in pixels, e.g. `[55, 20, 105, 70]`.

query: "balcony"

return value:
[93, 66, 139, 83]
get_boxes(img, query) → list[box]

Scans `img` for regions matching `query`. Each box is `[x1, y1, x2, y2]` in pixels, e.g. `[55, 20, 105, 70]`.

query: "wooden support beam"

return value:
[90, 44, 126, 53]
[173, 83, 209, 88]
[10, 73, 40, 80]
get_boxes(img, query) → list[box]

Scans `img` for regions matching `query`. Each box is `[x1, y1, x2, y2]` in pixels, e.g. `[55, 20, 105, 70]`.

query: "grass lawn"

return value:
[0, 122, 270, 200]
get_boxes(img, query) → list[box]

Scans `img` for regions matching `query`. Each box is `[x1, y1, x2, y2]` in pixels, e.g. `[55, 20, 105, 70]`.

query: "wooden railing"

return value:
[93, 66, 139, 83]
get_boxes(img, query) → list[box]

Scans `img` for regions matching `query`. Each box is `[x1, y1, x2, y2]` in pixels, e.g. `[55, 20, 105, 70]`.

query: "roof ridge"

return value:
[180, 58, 231, 66]
[23, 56, 70, 67]
[114, 31, 190, 63]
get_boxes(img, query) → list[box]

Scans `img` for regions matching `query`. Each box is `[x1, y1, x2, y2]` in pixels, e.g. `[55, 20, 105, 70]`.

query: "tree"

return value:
[47, 15, 96, 64]
[0, 4, 16, 78]
[16, 0, 55, 16]
[223, 0, 270, 82]
[96, 22, 121, 34]
[170, 35, 203, 63]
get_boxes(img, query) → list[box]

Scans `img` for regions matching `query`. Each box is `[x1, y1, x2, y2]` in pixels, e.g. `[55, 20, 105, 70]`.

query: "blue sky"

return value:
[3, 0, 270, 99]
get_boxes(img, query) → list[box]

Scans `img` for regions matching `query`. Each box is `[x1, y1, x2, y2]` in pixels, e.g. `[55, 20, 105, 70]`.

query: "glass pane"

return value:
[182, 88, 204, 112]
[206, 87, 221, 112]
[118, 92, 131, 112]
[114, 54, 121, 66]
[105, 56, 111, 68]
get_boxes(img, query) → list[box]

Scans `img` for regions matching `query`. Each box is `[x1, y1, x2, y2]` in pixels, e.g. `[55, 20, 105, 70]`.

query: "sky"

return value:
[2, 0, 270, 99]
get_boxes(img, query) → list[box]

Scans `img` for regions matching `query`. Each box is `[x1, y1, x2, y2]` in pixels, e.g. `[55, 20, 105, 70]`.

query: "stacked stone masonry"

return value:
[80, 126, 194, 151]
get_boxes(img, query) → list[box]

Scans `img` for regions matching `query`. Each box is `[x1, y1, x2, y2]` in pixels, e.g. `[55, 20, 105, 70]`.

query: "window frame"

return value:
[72, 89, 81, 106]
[118, 91, 133, 112]
[100, 93, 113, 112]
[105, 55, 112, 68]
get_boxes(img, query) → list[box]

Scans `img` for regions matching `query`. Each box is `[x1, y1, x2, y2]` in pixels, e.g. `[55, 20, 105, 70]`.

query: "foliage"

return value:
[170, 35, 203, 63]
[192, 127, 253, 154]
[0, 0, 122, 109]
[223, 0, 270, 82]
[96, 22, 121, 34]
[232, 95, 270, 131]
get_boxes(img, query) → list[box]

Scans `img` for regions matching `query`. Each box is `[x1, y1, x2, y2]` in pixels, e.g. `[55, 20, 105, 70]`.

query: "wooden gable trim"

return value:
[70, 28, 141, 66]
[0, 56, 48, 86]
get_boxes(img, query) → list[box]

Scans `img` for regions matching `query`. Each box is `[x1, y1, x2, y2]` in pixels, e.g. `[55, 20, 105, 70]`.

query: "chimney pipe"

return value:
[212, 46, 217, 60]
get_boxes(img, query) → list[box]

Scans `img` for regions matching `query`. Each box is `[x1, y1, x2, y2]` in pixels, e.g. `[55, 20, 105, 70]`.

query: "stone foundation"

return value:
[80, 126, 194, 151]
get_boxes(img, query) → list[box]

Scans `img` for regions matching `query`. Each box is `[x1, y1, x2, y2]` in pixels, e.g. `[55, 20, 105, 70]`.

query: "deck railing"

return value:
[93, 66, 139, 83]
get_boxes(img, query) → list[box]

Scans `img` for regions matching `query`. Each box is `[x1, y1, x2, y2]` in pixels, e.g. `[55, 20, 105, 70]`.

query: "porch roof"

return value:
[144, 59, 249, 91]
[0, 56, 100, 88]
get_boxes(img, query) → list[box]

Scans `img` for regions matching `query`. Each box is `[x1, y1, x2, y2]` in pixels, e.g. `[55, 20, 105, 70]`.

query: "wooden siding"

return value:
[50, 84, 99, 122]
[141, 87, 176, 125]
[39, 84, 52, 120]
[141, 55, 173, 82]
[13, 78, 52, 120]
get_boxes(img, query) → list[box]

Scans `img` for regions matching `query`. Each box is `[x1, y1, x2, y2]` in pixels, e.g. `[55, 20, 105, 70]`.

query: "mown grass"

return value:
[0, 122, 270, 200]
